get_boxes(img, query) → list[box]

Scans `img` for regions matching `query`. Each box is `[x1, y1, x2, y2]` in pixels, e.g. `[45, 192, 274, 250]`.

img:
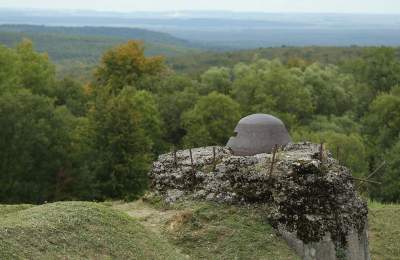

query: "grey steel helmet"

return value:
[226, 114, 291, 156]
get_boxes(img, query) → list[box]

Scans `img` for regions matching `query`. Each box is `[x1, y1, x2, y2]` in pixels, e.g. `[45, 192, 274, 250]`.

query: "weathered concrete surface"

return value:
[149, 143, 370, 260]
[279, 225, 370, 260]
[227, 114, 291, 155]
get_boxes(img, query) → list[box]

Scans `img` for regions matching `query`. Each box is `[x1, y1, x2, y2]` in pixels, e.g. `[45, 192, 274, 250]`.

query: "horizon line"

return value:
[1, 7, 399, 15]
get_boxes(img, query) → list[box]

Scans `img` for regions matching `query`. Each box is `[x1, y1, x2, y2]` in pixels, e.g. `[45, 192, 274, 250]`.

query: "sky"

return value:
[0, 0, 399, 14]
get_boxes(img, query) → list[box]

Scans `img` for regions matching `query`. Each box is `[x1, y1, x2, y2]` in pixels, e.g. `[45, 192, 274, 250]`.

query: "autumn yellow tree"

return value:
[95, 40, 165, 93]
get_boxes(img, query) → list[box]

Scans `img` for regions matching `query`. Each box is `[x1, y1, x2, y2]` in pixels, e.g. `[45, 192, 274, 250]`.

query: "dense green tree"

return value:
[157, 77, 200, 146]
[0, 44, 19, 92]
[0, 40, 55, 96]
[303, 64, 355, 116]
[232, 59, 314, 128]
[16, 39, 56, 96]
[87, 87, 154, 200]
[95, 40, 165, 93]
[340, 47, 400, 118]
[54, 116, 95, 201]
[182, 92, 241, 147]
[305, 115, 361, 135]
[363, 86, 400, 153]
[359, 47, 400, 93]
[0, 90, 77, 203]
[231, 63, 275, 115]
[131, 90, 165, 154]
[349, 82, 376, 119]
[369, 139, 400, 203]
[0, 42, 93, 203]
[54, 78, 88, 117]
[200, 67, 232, 95]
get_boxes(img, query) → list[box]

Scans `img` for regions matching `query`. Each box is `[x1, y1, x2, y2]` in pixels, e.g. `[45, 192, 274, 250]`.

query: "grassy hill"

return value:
[0, 199, 398, 259]
[0, 202, 185, 259]
[114, 199, 297, 259]
[0, 200, 297, 260]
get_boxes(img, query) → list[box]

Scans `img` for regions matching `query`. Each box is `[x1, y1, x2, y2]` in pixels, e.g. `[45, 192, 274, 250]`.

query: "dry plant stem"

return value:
[358, 161, 386, 190]
[212, 146, 216, 171]
[269, 144, 278, 176]
[189, 148, 195, 173]
[336, 146, 340, 164]
[366, 161, 386, 180]
[320, 142, 324, 163]
[173, 147, 177, 167]
[351, 177, 381, 185]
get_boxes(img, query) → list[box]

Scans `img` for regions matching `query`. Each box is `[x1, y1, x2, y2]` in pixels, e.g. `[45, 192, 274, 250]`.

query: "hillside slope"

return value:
[0, 25, 191, 46]
[0, 200, 297, 260]
[117, 199, 400, 260]
[0, 202, 185, 259]
[114, 199, 298, 260]
[1, 200, 398, 259]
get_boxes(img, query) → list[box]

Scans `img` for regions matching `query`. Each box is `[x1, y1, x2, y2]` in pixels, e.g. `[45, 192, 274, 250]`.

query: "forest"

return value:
[0, 25, 201, 78]
[0, 39, 399, 204]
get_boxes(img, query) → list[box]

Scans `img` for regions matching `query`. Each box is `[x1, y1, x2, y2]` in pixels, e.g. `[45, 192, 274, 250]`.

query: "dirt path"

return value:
[112, 200, 181, 234]
[112, 200, 192, 259]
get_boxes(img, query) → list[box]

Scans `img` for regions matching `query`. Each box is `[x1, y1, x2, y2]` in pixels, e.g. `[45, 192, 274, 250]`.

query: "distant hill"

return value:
[0, 24, 202, 77]
[1, 9, 400, 49]
[0, 24, 192, 47]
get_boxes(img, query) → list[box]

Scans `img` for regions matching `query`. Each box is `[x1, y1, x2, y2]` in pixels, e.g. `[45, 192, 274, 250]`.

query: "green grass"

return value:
[0, 204, 33, 216]
[1, 200, 399, 259]
[368, 201, 400, 260]
[0, 201, 185, 259]
[150, 200, 298, 260]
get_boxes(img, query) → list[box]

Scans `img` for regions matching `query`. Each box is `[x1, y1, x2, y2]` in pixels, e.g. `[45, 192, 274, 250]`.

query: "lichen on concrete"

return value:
[149, 142, 370, 260]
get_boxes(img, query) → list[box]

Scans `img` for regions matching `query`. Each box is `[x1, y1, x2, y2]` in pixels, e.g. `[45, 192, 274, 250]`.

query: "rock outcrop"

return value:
[149, 143, 370, 260]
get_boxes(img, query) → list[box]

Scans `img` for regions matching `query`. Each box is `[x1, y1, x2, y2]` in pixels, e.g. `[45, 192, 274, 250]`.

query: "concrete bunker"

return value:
[227, 113, 291, 156]
[149, 144, 371, 260]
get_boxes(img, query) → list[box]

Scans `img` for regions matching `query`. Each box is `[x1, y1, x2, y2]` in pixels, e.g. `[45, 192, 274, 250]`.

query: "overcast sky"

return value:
[0, 0, 399, 14]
